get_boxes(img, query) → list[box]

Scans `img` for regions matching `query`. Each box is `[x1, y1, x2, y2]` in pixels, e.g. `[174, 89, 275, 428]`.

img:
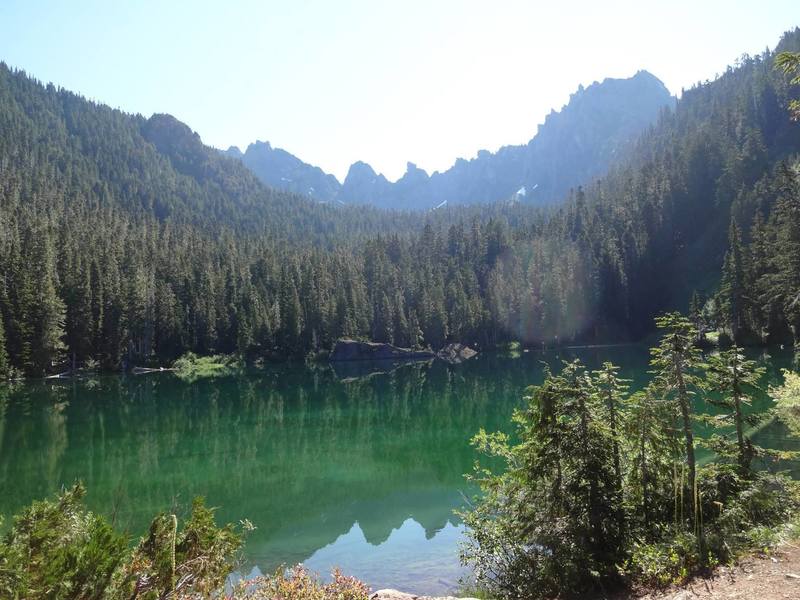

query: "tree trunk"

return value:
[675, 362, 696, 529]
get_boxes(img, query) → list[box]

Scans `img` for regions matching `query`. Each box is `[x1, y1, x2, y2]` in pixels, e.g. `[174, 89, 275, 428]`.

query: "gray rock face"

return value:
[370, 590, 479, 600]
[371, 591, 417, 600]
[437, 343, 478, 363]
[228, 71, 673, 210]
[329, 339, 436, 362]
[223, 140, 341, 203]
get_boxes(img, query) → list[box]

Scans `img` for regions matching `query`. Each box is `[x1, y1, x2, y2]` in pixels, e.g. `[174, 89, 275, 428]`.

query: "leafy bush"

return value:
[710, 472, 800, 553]
[0, 485, 369, 600]
[627, 532, 702, 586]
[0, 484, 249, 600]
[772, 369, 800, 435]
[230, 565, 370, 600]
[173, 352, 244, 381]
[0, 483, 127, 600]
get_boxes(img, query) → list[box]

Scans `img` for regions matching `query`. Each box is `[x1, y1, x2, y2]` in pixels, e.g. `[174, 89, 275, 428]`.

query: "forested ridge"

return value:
[1, 29, 800, 376]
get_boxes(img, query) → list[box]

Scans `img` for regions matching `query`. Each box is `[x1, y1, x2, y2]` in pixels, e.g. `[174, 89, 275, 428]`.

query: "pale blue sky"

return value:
[1, 1, 798, 181]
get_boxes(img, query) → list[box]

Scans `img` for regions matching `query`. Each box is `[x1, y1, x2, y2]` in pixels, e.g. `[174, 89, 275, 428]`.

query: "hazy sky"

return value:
[1, 1, 798, 181]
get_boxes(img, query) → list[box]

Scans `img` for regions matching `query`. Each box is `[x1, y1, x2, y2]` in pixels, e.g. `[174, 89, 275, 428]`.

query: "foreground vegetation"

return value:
[459, 313, 800, 599]
[0, 483, 245, 599]
[0, 484, 371, 600]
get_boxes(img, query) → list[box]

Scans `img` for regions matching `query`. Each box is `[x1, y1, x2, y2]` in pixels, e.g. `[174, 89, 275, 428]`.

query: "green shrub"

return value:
[0, 483, 128, 599]
[0, 484, 248, 600]
[173, 352, 244, 381]
[771, 370, 800, 436]
[627, 532, 702, 586]
[230, 565, 370, 600]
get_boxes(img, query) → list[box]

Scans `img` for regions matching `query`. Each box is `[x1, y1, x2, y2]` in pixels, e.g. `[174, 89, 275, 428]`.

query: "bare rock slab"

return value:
[370, 590, 479, 600]
[330, 339, 436, 362]
[436, 343, 478, 363]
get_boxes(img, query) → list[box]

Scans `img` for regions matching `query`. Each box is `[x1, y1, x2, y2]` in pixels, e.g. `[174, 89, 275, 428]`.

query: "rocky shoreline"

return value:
[329, 339, 478, 363]
[329, 339, 436, 361]
[371, 591, 478, 600]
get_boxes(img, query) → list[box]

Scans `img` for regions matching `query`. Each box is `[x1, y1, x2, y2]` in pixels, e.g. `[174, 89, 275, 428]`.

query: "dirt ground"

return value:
[375, 543, 800, 600]
[631, 542, 800, 600]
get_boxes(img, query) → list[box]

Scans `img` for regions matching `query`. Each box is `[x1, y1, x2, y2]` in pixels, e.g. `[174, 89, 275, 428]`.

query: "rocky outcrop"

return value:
[329, 339, 436, 362]
[436, 343, 478, 363]
[371, 591, 478, 600]
[224, 141, 341, 203]
[329, 339, 479, 364]
[338, 161, 392, 206]
[229, 71, 673, 210]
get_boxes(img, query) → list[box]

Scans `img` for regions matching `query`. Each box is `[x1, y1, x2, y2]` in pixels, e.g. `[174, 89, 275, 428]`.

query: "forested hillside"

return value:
[0, 29, 799, 377]
[229, 70, 673, 210]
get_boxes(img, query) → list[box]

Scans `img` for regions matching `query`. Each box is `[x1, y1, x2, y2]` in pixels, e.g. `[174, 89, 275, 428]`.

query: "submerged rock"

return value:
[436, 343, 478, 363]
[329, 339, 436, 362]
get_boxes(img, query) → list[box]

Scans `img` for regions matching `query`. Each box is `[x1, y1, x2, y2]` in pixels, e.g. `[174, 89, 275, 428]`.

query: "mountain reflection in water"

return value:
[0, 346, 797, 595]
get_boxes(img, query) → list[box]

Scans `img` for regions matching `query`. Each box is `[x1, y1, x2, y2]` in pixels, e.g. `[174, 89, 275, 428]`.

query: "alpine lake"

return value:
[1, 345, 798, 596]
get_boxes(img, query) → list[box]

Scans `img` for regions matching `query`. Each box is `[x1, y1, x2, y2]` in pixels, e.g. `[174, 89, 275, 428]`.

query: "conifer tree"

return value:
[65, 263, 95, 365]
[718, 220, 748, 340]
[650, 313, 703, 531]
[775, 51, 800, 119]
[462, 360, 623, 598]
[373, 292, 394, 344]
[623, 387, 680, 530]
[407, 310, 423, 349]
[704, 346, 766, 472]
[278, 273, 303, 353]
[770, 170, 800, 338]
[0, 314, 9, 379]
[771, 369, 800, 436]
[689, 290, 704, 340]
[392, 291, 409, 347]
[592, 362, 628, 501]
[28, 232, 66, 375]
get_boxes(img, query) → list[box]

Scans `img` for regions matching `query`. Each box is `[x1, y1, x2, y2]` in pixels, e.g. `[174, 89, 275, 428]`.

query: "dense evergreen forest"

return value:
[1, 30, 800, 377]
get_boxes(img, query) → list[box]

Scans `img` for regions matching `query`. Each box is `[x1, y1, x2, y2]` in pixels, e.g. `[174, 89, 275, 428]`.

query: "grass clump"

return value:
[173, 352, 244, 381]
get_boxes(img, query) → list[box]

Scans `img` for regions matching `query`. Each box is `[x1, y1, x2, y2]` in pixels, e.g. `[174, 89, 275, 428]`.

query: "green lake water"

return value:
[0, 346, 798, 595]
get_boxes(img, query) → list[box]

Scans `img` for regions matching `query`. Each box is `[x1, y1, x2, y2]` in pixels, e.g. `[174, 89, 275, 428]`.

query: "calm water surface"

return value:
[0, 346, 797, 595]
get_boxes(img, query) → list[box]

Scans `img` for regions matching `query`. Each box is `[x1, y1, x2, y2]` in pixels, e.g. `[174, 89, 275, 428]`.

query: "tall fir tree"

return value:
[28, 231, 66, 375]
[650, 313, 703, 534]
[704, 346, 766, 472]
[0, 313, 9, 379]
